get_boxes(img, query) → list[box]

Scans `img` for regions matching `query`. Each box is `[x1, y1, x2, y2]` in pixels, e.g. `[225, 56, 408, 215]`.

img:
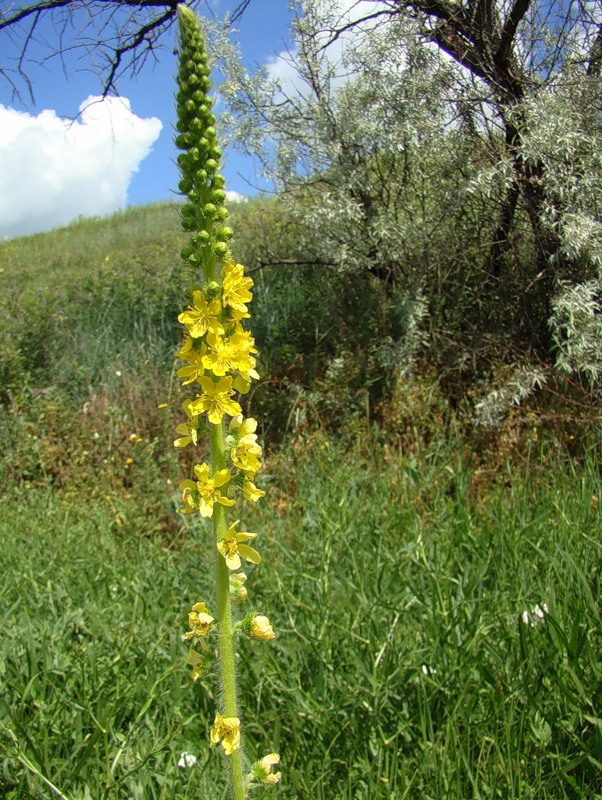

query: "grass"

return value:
[2, 430, 601, 799]
[1, 204, 602, 798]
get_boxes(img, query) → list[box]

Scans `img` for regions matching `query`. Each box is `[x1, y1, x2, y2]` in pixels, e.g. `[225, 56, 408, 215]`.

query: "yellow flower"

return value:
[217, 521, 261, 570]
[174, 399, 203, 448]
[233, 373, 252, 394]
[195, 462, 236, 517]
[210, 712, 241, 755]
[203, 328, 259, 379]
[177, 346, 206, 386]
[186, 649, 210, 682]
[182, 601, 214, 641]
[251, 614, 275, 640]
[179, 463, 235, 517]
[228, 415, 263, 475]
[242, 478, 265, 503]
[221, 260, 253, 316]
[177, 336, 195, 361]
[232, 440, 262, 475]
[189, 376, 242, 425]
[179, 478, 198, 515]
[178, 290, 224, 338]
[249, 753, 281, 786]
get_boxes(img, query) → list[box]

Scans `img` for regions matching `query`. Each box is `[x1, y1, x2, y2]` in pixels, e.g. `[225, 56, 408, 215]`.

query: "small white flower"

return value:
[178, 751, 197, 769]
[421, 664, 437, 675]
[521, 602, 549, 627]
[110, 584, 119, 600]
[115, 370, 122, 377]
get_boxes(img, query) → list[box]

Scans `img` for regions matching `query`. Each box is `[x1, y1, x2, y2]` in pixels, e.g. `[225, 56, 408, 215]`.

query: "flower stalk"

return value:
[174, 6, 279, 797]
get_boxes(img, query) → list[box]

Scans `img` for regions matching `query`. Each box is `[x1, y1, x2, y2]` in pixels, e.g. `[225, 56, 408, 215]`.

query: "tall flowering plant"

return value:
[174, 6, 279, 797]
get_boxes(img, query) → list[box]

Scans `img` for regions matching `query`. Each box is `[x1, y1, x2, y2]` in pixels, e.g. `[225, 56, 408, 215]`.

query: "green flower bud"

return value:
[204, 280, 221, 301]
[215, 225, 233, 241]
[192, 230, 211, 247]
[213, 241, 229, 258]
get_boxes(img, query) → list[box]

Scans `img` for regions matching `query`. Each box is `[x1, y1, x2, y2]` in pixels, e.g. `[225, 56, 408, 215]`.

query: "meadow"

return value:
[1, 203, 601, 799]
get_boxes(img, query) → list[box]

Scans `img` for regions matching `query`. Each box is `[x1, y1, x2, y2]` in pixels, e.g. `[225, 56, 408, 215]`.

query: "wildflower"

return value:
[179, 463, 235, 517]
[248, 753, 281, 787]
[203, 329, 259, 379]
[231, 439, 262, 476]
[521, 603, 549, 627]
[178, 290, 224, 338]
[157, 402, 169, 409]
[186, 648, 211, 681]
[210, 712, 241, 755]
[217, 521, 261, 570]
[174, 399, 204, 448]
[177, 345, 207, 386]
[183, 601, 214, 641]
[242, 478, 265, 503]
[178, 752, 197, 769]
[250, 614, 275, 640]
[221, 259, 253, 316]
[189, 376, 242, 425]
[233, 373, 252, 395]
[229, 572, 248, 602]
[228, 415, 262, 475]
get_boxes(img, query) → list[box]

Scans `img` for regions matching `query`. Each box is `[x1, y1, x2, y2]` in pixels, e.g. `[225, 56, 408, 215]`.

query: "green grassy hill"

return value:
[1, 203, 601, 799]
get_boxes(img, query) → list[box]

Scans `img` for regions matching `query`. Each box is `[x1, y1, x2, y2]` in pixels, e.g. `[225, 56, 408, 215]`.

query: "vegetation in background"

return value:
[219, 0, 602, 408]
[1, 200, 601, 799]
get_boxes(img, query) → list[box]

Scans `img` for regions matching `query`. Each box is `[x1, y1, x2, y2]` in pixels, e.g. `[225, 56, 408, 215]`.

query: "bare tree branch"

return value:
[0, 0, 184, 101]
[497, 0, 530, 71]
[0, 0, 177, 33]
[229, 0, 253, 27]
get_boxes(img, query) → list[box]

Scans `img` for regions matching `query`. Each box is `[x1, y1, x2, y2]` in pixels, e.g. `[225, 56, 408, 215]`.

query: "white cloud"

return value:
[266, 0, 384, 97]
[0, 95, 162, 238]
[226, 190, 247, 203]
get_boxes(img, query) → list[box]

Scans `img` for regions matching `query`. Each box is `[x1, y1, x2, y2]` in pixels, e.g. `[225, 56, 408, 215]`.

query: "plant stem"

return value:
[210, 420, 246, 800]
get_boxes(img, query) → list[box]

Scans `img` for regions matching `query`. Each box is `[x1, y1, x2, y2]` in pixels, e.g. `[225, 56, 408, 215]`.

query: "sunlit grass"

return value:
[2, 434, 601, 798]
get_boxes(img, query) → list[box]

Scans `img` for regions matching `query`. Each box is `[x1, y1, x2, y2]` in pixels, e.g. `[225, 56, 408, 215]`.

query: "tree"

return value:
[219, 0, 602, 378]
[0, 0, 251, 101]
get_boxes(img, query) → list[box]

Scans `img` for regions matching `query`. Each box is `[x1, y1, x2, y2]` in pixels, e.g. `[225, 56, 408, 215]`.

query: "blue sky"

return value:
[0, 1, 294, 236]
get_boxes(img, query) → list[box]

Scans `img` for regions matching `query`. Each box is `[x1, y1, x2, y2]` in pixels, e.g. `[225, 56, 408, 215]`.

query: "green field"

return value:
[1, 206, 601, 799]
